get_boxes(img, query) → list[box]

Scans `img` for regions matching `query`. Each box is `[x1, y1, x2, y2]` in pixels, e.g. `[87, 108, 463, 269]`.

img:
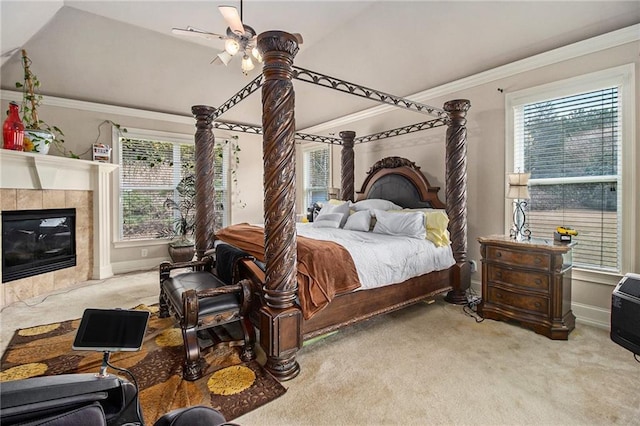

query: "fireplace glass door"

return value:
[2, 208, 77, 283]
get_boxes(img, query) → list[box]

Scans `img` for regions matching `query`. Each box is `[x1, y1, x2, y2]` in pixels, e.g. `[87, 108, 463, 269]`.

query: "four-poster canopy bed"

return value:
[180, 31, 470, 381]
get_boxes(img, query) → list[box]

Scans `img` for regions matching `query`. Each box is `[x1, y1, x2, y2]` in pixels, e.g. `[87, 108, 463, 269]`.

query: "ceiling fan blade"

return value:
[171, 27, 224, 40]
[218, 5, 244, 35]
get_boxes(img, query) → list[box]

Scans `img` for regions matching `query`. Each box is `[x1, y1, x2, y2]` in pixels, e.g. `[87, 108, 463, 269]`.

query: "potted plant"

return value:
[16, 49, 64, 154]
[164, 174, 196, 262]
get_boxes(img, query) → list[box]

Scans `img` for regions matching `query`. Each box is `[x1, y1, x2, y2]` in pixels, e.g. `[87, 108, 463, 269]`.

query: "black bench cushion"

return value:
[162, 271, 240, 316]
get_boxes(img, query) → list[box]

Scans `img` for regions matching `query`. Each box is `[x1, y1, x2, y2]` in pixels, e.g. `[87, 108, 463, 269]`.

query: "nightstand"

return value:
[477, 235, 576, 340]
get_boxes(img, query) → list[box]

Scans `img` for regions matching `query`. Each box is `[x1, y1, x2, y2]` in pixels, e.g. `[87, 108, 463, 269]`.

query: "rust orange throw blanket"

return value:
[216, 223, 361, 319]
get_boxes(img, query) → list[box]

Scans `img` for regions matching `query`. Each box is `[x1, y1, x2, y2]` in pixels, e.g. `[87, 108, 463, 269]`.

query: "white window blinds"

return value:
[120, 136, 228, 240]
[303, 146, 329, 208]
[513, 87, 621, 271]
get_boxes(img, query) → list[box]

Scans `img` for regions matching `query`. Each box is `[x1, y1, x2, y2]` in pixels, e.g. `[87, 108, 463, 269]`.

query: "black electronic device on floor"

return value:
[611, 273, 640, 355]
[73, 308, 150, 353]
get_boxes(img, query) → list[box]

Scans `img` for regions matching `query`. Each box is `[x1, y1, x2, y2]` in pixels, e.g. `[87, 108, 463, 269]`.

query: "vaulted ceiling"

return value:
[1, 1, 639, 135]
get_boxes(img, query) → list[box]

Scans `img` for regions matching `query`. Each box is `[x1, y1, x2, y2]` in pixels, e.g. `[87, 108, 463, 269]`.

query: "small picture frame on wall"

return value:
[92, 144, 111, 162]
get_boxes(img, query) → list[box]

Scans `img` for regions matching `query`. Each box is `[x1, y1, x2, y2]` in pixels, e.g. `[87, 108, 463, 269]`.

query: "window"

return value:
[118, 128, 229, 241]
[507, 64, 635, 274]
[303, 145, 329, 208]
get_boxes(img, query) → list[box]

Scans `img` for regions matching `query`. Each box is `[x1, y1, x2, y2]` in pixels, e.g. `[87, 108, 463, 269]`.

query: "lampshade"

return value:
[251, 46, 262, 63]
[224, 38, 240, 56]
[327, 187, 340, 200]
[508, 172, 530, 186]
[507, 172, 531, 199]
[241, 55, 254, 74]
[507, 185, 530, 199]
[217, 51, 233, 66]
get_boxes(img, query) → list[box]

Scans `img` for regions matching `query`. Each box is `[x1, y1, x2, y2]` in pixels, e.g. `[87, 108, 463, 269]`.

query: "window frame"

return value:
[302, 143, 330, 209]
[112, 127, 230, 247]
[505, 63, 636, 283]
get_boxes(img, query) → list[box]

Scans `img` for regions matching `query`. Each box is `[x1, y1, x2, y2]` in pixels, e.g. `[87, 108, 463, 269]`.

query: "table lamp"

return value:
[507, 172, 531, 241]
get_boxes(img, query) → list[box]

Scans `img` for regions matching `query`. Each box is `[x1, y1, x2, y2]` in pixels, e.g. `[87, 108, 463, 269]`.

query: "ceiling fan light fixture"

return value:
[217, 50, 233, 66]
[224, 38, 240, 55]
[241, 54, 254, 74]
[251, 46, 262, 62]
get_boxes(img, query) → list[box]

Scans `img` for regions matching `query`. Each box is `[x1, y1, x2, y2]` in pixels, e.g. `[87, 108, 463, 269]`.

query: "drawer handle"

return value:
[496, 271, 502, 279]
[496, 251, 502, 258]
[534, 302, 541, 308]
[535, 279, 542, 285]
[534, 257, 542, 264]
[496, 293, 503, 299]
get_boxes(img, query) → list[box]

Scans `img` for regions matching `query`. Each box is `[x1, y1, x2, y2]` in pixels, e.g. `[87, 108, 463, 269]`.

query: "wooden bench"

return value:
[159, 251, 255, 381]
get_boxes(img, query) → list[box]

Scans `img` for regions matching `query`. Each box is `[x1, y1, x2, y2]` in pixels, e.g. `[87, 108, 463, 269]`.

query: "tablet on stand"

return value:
[73, 308, 150, 377]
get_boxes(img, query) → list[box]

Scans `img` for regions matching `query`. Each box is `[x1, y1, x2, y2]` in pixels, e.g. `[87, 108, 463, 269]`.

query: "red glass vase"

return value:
[3, 101, 25, 151]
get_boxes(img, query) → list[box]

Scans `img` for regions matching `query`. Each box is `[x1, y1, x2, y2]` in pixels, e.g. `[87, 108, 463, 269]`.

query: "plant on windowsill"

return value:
[164, 174, 196, 262]
[16, 49, 65, 155]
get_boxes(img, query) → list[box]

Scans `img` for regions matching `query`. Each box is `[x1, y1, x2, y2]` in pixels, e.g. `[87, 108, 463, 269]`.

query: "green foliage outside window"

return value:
[120, 136, 229, 241]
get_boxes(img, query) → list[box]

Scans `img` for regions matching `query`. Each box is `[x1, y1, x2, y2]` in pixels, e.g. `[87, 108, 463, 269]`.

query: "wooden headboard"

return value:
[355, 156, 446, 209]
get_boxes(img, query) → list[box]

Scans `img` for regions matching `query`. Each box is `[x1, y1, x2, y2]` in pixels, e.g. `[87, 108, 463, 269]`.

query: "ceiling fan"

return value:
[171, 0, 261, 75]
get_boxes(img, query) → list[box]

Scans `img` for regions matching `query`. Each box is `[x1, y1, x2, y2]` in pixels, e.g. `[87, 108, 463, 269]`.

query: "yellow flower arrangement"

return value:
[22, 136, 34, 152]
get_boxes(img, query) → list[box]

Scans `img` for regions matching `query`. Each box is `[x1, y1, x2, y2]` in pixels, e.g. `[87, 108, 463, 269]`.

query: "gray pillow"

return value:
[372, 209, 426, 239]
[317, 201, 350, 228]
[312, 212, 343, 229]
[344, 210, 371, 232]
[351, 199, 402, 212]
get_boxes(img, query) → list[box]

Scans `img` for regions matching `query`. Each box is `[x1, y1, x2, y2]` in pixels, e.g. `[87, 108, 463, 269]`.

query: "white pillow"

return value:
[317, 201, 350, 228]
[312, 212, 343, 228]
[343, 210, 371, 232]
[372, 209, 426, 239]
[351, 199, 402, 212]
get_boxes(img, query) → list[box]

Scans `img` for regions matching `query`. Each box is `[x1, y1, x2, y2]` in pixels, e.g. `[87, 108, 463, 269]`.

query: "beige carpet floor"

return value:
[1, 270, 639, 425]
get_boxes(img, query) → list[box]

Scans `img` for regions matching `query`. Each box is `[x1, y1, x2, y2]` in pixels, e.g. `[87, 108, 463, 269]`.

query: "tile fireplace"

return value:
[0, 149, 118, 307]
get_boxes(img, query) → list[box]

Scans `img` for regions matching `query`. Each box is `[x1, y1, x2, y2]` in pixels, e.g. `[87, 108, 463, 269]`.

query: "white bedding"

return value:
[296, 223, 455, 290]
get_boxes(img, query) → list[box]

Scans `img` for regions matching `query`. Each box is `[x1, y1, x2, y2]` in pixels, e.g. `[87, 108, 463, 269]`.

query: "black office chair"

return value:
[0, 308, 233, 426]
[0, 373, 231, 426]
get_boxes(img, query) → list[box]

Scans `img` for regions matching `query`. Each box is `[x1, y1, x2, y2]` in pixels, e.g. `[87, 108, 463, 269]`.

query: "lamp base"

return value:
[510, 199, 531, 241]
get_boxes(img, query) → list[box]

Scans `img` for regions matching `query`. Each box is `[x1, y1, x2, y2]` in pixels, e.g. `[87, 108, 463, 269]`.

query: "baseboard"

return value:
[112, 257, 165, 275]
[470, 278, 482, 295]
[469, 278, 610, 330]
[572, 302, 611, 331]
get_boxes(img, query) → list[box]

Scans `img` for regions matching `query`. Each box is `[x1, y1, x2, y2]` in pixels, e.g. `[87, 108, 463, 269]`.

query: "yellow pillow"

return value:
[403, 208, 451, 247]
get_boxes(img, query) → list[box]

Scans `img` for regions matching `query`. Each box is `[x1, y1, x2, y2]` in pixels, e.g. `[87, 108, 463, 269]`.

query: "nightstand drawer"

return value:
[486, 246, 550, 271]
[488, 287, 548, 315]
[488, 265, 549, 293]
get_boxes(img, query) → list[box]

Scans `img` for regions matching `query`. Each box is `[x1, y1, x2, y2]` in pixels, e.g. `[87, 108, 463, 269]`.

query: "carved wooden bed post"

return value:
[339, 131, 356, 201]
[192, 105, 217, 260]
[443, 99, 471, 304]
[257, 31, 302, 380]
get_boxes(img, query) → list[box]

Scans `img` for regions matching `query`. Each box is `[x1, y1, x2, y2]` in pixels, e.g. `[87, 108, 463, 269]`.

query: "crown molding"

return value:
[0, 90, 194, 125]
[302, 23, 640, 134]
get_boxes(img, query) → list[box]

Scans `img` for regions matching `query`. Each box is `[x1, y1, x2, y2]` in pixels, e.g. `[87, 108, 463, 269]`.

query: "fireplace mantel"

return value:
[0, 149, 118, 279]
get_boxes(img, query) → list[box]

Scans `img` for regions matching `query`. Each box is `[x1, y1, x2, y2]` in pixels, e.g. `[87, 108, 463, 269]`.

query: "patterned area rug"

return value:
[0, 305, 286, 424]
